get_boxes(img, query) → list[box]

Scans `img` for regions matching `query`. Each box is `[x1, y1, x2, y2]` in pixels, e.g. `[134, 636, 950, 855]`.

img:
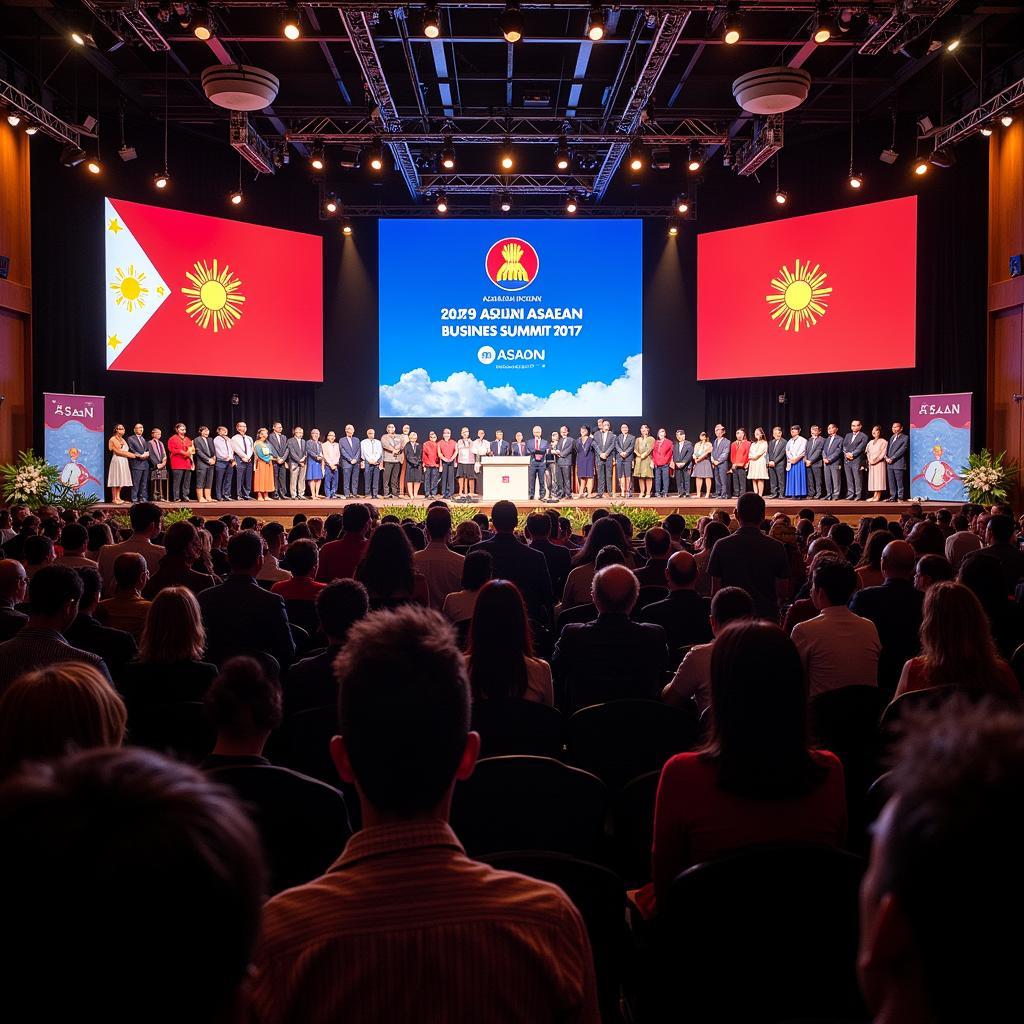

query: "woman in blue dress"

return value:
[575, 425, 596, 497]
[305, 427, 325, 499]
[784, 424, 807, 499]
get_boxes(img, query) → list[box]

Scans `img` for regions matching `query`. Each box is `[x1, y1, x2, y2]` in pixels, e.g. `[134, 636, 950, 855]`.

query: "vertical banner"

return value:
[43, 393, 105, 500]
[909, 392, 971, 502]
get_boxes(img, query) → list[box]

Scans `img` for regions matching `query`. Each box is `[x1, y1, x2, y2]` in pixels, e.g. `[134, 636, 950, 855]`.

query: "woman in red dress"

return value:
[167, 423, 195, 504]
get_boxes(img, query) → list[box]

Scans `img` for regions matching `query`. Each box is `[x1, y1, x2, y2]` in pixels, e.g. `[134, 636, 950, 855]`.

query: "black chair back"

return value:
[636, 585, 668, 609]
[609, 770, 659, 886]
[278, 704, 339, 785]
[451, 755, 607, 860]
[285, 598, 320, 638]
[128, 701, 213, 764]
[879, 684, 962, 734]
[471, 699, 563, 758]
[555, 602, 598, 634]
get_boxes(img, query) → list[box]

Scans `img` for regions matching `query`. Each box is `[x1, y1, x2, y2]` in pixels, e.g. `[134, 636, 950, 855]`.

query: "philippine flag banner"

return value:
[697, 196, 917, 381]
[103, 197, 323, 381]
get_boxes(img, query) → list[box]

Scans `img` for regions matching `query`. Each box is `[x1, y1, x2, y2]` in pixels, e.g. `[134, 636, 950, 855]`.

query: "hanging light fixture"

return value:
[282, 3, 301, 39]
[587, 4, 605, 41]
[367, 141, 385, 172]
[565, 191, 578, 214]
[627, 140, 646, 172]
[723, 3, 742, 45]
[555, 136, 570, 171]
[440, 136, 456, 170]
[341, 217, 353, 236]
[423, 3, 441, 38]
[668, 220, 680, 237]
[675, 194, 690, 215]
[846, 61, 862, 190]
[310, 144, 326, 171]
[499, 2, 524, 43]
[500, 192, 512, 213]
[192, 5, 214, 40]
[812, 6, 836, 44]
[435, 192, 449, 213]
[500, 138, 514, 170]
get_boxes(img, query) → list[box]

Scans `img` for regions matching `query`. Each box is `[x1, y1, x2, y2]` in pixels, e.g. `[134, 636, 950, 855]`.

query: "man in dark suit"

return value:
[339, 425, 361, 499]
[489, 430, 510, 457]
[470, 500, 553, 623]
[286, 428, 307, 500]
[886, 421, 909, 501]
[524, 512, 571, 602]
[526, 426, 548, 500]
[126, 423, 150, 502]
[551, 564, 668, 711]
[849, 540, 923, 691]
[673, 430, 693, 497]
[0, 558, 28, 642]
[193, 426, 216, 501]
[843, 419, 869, 501]
[594, 420, 615, 497]
[805, 424, 825, 500]
[634, 527, 672, 587]
[556, 426, 575, 500]
[637, 551, 712, 666]
[822, 423, 844, 500]
[65, 566, 137, 681]
[268, 422, 289, 499]
[767, 426, 787, 499]
[198, 531, 296, 671]
[710, 424, 731, 499]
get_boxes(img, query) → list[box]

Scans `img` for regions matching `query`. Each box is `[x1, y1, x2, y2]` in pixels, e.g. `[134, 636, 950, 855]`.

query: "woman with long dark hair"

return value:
[354, 522, 429, 609]
[856, 529, 891, 590]
[465, 580, 552, 705]
[561, 517, 631, 608]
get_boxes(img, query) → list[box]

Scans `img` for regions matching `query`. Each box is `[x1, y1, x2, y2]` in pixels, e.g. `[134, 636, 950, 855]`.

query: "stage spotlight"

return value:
[154, 170, 170, 189]
[565, 191, 578, 214]
[723, 3, 741, 44]
[60, 145, 86, 167]
[423, 4, 441, 38]
[1001, 113, 1014, 128]
[341, 217, 353, 236]
[848, 171, 863, 189]
[980, 123, 993, 137]
[929, 146, 955, 169]
[310, 145, 325, 171]
[71, 30, 86, 46]
[500, 192, 512, 212]
[774, 189, 788, 205]
[500, 140, 514, 170]
[945, 34, 960, 53]
[24, 124, 38, 136]
[555, 137, 570, 171]
[282, 3, 301, 39]
[675, 194, 690, 214]
[7, 112, 21, 127]
[627, 141, 646, 172]
[368, 142, 385, 172]
[229, 188, 243, 205]
[499, 2, 524, 43]
[913, 159, 929, 176]
[192, 6, 213, 40]
[441, 138, 456, 169]
[587, 4, 605, 41]
[687, 147, 702, 172]
[325, 193, 338, 214]
[86, 156, 102, 175]
[436, 192, 449, 213]
[668, 220, 679, 237]
[813, 8, 835, 44]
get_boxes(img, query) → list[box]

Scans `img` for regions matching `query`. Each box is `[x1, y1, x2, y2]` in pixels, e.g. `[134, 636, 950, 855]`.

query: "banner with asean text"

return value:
[43, 392, 105, 500]
[103, 197, 323, 381]
[909, 392, 970, 502]
[697, 196, 917, 380]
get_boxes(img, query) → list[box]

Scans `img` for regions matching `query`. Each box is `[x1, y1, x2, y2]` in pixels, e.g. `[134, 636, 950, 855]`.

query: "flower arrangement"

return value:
[961, 449, 1016, 505]
[0, 450, 61, 510]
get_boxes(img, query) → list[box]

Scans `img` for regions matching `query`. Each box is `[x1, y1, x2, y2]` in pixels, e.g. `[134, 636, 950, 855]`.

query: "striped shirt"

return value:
[251, 820, 599, 1024]
[0, 626, 112, 695]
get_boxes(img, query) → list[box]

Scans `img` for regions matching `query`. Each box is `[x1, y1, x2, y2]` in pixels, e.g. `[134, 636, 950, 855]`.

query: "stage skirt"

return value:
[456, 462, 477, 479]
[306, 459, 324, 481]
[785, 459, 807, 497]
[692, 460, 712, 479]
[253, 458, 274, 493]
[747, 443, 769, 481]
[405, 464, 423, 482]
[107, 455, 132, 487]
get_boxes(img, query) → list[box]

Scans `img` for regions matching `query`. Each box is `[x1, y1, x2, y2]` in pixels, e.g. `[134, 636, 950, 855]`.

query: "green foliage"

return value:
[960, 449, 1016, 505]
[46, 483, 100, 515]
[163, 507, 195, 526]
[608, 502, 662, 533]
[0, 450, 61, 510]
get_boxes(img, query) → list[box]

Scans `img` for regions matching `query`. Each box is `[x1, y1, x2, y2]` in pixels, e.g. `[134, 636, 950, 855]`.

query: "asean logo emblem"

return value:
[485, 237, 539, 292]
[477, 345, 496, 364]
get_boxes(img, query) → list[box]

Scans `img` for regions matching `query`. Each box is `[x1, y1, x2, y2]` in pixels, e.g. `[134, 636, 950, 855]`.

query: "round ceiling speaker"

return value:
[201, 64, 280, 111]
[732, 67, 811, 115]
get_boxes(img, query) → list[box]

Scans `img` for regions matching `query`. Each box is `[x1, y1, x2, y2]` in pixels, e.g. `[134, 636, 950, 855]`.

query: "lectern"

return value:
[481, 456, 530, 500]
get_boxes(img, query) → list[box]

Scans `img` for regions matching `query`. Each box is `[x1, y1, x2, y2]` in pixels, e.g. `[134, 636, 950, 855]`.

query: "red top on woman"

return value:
[422, 440, 439, 468]
[730, 439, 751, 467]
[652, 438, 674, 467]
[895, 656, 1019, 699]
[167, 434, 193, 471]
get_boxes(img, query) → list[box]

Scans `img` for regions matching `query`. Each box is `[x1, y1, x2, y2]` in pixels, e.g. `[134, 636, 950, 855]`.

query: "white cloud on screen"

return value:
[379, 354, 642, 417]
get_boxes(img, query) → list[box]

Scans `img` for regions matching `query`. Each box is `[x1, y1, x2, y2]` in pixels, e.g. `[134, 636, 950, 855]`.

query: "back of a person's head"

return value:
[919, 581, 1001, 688]
[611, 512, 633, 538]
[461, 550, 493, 591]
[60, 523, 88, 552]
[76, 566, 102, 610]
[594, 544, 627, 571]
[865, 700, 1024, 1023]
[490, 500, 518, 532]
[908, 520, 946, 557]
[0, 747, 264, 1023]
[358, 523, 414, 596]
[29, 564, 83, 618]
[735, 492, 765, 526]
[988, 515, 1014, 545]
[710, 585, 754, 628]
[87, 522, 113, 551]
[467, 579, 532, 700]
[161, 521, 197, 559]
[288, 523, 311, 544]
[453, 520, 482, 546]
[663, 513, 685, 538]
[24, 534, 54, 566]
[140, 586, 205, 664]
[916, 554, 953, 585]
[341, 502, 371, 536]
[227, 530, 263, 573]
[576, 516, 627, 565]
[204, 656, 282, 739]
[425, 505, 453, 541]
[592, 564, 639, 615]
[129, 501, 161, 534]
[316, 579, 369, 641]
[666, 550, 698, 587]
[812, 556, 858, 606]
[400, 522, 425, 552]
[702, 520, 730, 551]
[525, 511, 551, 539]
[707, 620, 821, 799]
[335, 606, 470, 816]
[286, 538, 318, 577]
[324, 513, 343, 540]
[472, 513, 490, 532]
[829, 522, 855, 549]
[644, 527, 671, 559]
[859, 529, 892, 570]
[113, 552, 147, 591]
[260, 521, 285, 547]
[958, 552, 1006, 609]
[881, 539, 917, 579]
[240, 517, 258, 532]
[0, 662, 126, 776]
[205, 520, 226, 544]
[951, 514, 970, 532]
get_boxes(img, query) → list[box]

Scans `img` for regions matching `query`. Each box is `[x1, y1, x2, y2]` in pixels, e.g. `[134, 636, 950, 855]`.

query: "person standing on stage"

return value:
[305, 428, 325, 500]
[886, 421, 909, 501]
[268, 422, 289, 500]
[167, 423, 195, 504]
[556, 426, 575, 500]
[381, 423, 403, 500]
[322, 430, 340, 499]
[843, 419, 869, 501]
[455, 427, 475, 499]
[594, 419, 615, 498]
[361, 427, 383, 500]
[673, 429, 694, 498]
[340, 424, 361, 499]
[805, 424, 825, 500]
[147, 427, 169, 502]
[747, 427, 768, 497]
[193, 426, 216, 503]
[710, 424, 731, 500]
[785, 425, 808, 499]
[526, 425, 548, 501]
[438, 428, 457, 499]
[576, 425, 596, 498]
[213, 426, 235, 501]
[231, 422, 254, 501]
[823, 423, 843, 500]
[691, 431, 713, 498]
[631, 424, 653, 500]
[422, 430, 440, 499]
[287, 426, 307, 499]
[866, 425, 889, 502]
[489, 429, 510, 457]
[545, 431, 560, 500]
[614, 423, 635, 499]
[652, 428, 673, 499]
[767, 426, 787, 500]
[126, 423, 150, 503]
[404, 431, 423, 499]
[106, 424, 132, 505]
[253, 428, 275, 502]
[471, 429, 490, 497]
[511, 431, 527, 457]
[730, 428, 751, 498]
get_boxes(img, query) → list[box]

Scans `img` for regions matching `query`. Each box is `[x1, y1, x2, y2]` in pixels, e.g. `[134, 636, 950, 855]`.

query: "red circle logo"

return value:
[485, 237, 540, 291]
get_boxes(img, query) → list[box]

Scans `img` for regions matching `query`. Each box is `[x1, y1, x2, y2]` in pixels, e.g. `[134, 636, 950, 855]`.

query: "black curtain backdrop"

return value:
[30, 118, 988, 448]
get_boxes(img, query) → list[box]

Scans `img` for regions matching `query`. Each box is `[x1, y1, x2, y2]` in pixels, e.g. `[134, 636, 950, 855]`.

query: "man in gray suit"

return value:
[886, 421, 909, 500]
[614, 424, 635, 498]
[268, 422, 289, 499]
[381, 423, 404, 499]
[556, 426, 575, 499]
[843, 419, 869, 501]
[822, 423, 844, 500]
[673, 429, 693, 497]
[767, 426, 787, 499]
[593, 419, 615, 498]
[805, 424, 825, 499]
[710, 424, 731, 499]
[287, 427, 307, 499]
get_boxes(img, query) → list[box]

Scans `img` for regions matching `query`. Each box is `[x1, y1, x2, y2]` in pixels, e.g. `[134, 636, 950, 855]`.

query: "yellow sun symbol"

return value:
[181, 259, 246, 332]
[765, 259, 833, 332]
[110, 264, 149, 312]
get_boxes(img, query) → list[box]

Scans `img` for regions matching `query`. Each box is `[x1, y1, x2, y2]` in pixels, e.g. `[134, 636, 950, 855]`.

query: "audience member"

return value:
[637, 550, 713, 661]
[635, 527, 672, 587]
[0, 558, 28, 641]
[914, 553, 954, 592]
[65, 566, 138, 678]
[96, 552, 152, 641]
[53, 523, 94, 569]
[694, 520, 729, 597]
[944, 514, 982, 570]
[958, 553, 1023, 658]
[961, 514, 1024, 595]
[442, 550, 493, 626]
[96, 502, 165, 595]
[23, 534, 55, 579]
[143, 521, 218, 598]
[355, 522, 430, 609]
[855, 529, 890, 590]
[317, 502, 371, 582]
[561, 516, 630, 608]
[258, 522, 291, 584]
[271, 539, 325, 601]
[907, 520, 946, 559]
[413, 506, 465, 610]
[452, 520, 483, 551]
[205, 519, 231, 577]
[524, 511, 572, 600]
[1, 514, 39, 560]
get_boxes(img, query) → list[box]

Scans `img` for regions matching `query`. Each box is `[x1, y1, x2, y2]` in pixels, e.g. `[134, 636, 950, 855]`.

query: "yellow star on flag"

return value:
[108, 218, 123, 234]
[107, 333, 122, 350]
[156, 285, 165, 296]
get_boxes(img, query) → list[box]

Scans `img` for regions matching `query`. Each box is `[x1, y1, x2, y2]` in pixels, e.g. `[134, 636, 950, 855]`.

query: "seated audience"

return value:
[205, 519, 231, 578]
[914, 553, 954, 592]
[962, 514, 1024, 595]
[251, 604, 599, 1022]
[143, 521, 218, 598]
[96, 501, 165, 595]
[958, 552, 1023, 658]
[466, 580, 553, 706]
[792, 557, 881, 696]
[895, 581, 1019, 699]
[355, 522, 430, 609]
[643, 621, 846, 916]
[855, 529, 890, 590]
[0, 566, 111, 692]
[23, 534, 55, 579]
[271, 539, 326, 601]
[118, 586, 219, 710]
[634, 526, 672, 587]
[0, 747, 265, 1023]
[413, 506, 465, 610]
[86, 522, 113, 561]
[258, 522, 291, 584]
[452, 520, 482, 552]
[201, 656, 351, 893]
[944, 514, 982, 570]
[0, 558, 28, 641]
[561, 516, 631, 609]
[662, 586, 754, 712]
[1, 514, 39, 560]
[97, 552, 152, 641]
[316, 502, 370, 582]
[524, 511, 572, 600]
[552, 564, 668, 710]
[441, 550, 492, 625]
[907, 520, 946, 558]
[53, 523, 94, 569]
[65, 567, 137, 679]
[637, 550, 713, 661]
[402, 522, 426, 552]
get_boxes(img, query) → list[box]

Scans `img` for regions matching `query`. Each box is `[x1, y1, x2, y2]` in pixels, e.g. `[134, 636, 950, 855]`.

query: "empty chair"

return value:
[609, 770, 659, 887]
[128, 701, 213, 764]
[567, 700, 700, 790]
[1012, 641, 1024, 690]
[471, 699, 563, 758]
[450, 755, 607, 861]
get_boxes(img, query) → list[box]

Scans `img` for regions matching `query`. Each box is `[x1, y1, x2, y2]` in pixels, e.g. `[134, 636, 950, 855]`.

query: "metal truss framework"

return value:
[418, 173, 596, 194]
[733, 113, 783, 176]
[81, 0, 171, 51]
[0, 78, 82, 148]
[335, 203, 682, 217]
[229, 110, 280, 172]
[85, 1, 900, 11]
[857, 0, 958, 56]
[932, 76, 1024, 150]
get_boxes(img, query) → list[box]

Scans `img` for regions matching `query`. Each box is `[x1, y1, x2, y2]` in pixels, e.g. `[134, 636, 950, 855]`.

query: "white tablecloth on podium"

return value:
[481, 456, 531, 500]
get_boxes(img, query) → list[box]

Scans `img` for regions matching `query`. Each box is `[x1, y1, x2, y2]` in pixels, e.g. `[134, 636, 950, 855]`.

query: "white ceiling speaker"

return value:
[201, 64, 280, 111]
[732, 67, 811, 115]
